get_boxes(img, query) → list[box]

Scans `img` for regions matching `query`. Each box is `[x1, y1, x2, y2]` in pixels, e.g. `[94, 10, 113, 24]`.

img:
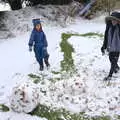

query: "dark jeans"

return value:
[108, 52, 119, 77]
[39, 55, 49, 67]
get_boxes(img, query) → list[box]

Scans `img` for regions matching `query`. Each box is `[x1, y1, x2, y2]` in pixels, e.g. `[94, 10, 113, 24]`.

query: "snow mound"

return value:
[9, 75, 87, 113]
[0, 3, 11, 11]
[50, 76, 86, 96]
[10, 81, 39, 113]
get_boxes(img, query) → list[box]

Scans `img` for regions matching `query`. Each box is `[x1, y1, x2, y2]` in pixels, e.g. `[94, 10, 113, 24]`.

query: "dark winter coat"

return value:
[29, 29, 48, 63]
[102, 12, 120, 52]
[102, 22, 120, 51]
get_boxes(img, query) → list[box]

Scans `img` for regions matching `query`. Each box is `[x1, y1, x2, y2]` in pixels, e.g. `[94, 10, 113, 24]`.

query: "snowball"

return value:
[10, 81, 39, 113]
[64, 77, 86, 96]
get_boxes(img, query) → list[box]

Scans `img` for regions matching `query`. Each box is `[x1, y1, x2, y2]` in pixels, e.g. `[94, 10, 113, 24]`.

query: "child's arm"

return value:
[29, 30, 35, 47]
[101, 24, 109, 55]
[102, 24, 109, 49]
[28, 30, 35, 51]
[43, 32, 48, 47]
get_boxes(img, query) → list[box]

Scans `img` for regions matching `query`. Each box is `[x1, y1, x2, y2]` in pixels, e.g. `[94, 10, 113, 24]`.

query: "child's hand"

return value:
[43, 47, 47, 50]
[29, 46, 32, 52]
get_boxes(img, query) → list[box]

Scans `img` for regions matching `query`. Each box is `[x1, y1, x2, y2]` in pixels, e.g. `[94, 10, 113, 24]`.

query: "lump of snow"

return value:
[0, 3, 11, 11]
[9, 81, 39, 113]
[64, 76, 87, 96]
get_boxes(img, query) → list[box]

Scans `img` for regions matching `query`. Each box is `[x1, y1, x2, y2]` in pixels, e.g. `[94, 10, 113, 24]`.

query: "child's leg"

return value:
[108, 52, 118, 77]
[115, 52, 119, 67]
[44, 55, 50, 67]
[39, 59, 44, 71]
[104, 52, 117, 80]
[114, 52, 120, 73]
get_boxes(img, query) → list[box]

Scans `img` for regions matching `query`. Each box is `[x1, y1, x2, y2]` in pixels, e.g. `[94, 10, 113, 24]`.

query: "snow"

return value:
[0, 5, 120, 119]
[10, 81, 39, 113]
[0, 3, 10, 11]
[0, 111, 47, 120]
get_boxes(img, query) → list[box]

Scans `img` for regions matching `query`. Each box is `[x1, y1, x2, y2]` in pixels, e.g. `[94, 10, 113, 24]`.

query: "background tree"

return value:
[28, 0, 72, 5]
[2, 0, 119, 12]
[6, 0, 22, 10]
[1, 0, 73, 10]
[92, 0, 117, 15]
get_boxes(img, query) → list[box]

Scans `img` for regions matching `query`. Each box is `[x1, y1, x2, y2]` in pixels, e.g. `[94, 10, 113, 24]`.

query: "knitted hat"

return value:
[105, 12, 120, 23]
[32, 19, 42, 26]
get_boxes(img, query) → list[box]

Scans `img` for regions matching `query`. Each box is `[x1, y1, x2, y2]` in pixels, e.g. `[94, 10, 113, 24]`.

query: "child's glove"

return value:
[29, 46, 32, 52]
[43, 47, 47, 50]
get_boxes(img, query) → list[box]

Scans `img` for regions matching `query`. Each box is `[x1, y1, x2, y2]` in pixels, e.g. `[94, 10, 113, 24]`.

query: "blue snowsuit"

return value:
[29, 28, 49, 65]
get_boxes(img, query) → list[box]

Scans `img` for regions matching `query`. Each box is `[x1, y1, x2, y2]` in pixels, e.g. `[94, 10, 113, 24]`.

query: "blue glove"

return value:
[43, 47, 48, 56]
[29, 46, 32, 52]
[43, 47, 47, 50]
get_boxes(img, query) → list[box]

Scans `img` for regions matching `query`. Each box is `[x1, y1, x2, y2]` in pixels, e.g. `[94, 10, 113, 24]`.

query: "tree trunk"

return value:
[8, 0, 22, 10]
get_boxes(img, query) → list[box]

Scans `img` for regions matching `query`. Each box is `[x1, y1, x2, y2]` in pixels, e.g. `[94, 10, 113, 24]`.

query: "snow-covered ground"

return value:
[1, 5, 120, 120]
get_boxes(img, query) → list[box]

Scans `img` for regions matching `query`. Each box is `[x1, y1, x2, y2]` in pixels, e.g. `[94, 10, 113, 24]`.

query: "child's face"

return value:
[35, 24, 41, 31]
[112, 20, 119, 26]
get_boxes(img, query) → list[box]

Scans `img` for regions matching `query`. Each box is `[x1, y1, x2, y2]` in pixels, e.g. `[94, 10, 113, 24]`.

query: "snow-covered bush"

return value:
[10, 81, 40, 113]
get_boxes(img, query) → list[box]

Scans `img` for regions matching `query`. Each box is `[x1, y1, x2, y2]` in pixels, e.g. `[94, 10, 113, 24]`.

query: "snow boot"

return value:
[39, 59, 44, 71]
[44, 59, 50, 67]
[114, 66, 120, 73]
[39, 65, 44, 71]
[104, 75, 112, 81]
[44, 56, 50, 68]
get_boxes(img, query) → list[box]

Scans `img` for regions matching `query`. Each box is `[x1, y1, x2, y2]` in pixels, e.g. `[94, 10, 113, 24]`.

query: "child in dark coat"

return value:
[101, 12, 120, 80]
[29, 19, 50, 71]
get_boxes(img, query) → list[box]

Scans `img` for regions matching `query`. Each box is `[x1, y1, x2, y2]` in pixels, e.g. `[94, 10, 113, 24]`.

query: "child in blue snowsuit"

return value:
[29, 19, 50, 71]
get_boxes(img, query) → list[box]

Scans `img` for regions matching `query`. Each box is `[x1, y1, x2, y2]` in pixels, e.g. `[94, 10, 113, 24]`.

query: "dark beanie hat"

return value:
[105, 11, 120, 23]
[111, 11, 120, 18]
[32, 19, 42, 26]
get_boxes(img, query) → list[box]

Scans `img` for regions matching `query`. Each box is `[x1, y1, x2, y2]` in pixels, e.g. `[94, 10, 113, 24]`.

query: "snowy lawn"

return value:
[1, 13, 120, 120]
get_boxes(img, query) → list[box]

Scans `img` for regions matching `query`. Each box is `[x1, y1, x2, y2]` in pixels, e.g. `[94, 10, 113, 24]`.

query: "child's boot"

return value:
[40, 65, 44, 71]
[44, 59, 50, 67]
[114, 65, 120, 73]
[39, 60, 44, 71]
[104, 75, 112, 81]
